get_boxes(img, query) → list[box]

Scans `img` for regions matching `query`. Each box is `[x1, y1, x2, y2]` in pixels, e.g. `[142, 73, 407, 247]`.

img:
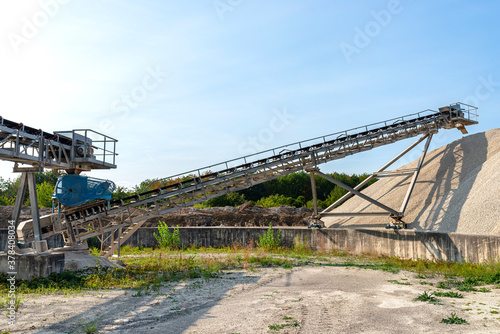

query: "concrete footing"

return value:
[0, 251, 65, 280]
[33, 240, 48, 253]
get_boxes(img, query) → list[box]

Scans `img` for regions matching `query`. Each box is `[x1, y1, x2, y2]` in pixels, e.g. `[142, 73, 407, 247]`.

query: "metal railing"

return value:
[141, 107, 451, 193]
[54, 129, 118, 167]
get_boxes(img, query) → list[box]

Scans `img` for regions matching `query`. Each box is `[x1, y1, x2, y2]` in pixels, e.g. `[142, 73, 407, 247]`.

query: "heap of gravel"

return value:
[323, 128, 500, 235]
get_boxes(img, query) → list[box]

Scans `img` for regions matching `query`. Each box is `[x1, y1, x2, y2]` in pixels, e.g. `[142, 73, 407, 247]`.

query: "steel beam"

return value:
[314, 170, 400, 217]
[399, 133, 433, 214]
[308, 168, 319, 218]
[321, 212, 391, 217]
[27, 172, 42, 242]
[12, 172, 28, 229]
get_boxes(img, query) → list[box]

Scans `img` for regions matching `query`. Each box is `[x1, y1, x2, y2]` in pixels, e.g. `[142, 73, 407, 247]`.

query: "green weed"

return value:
[293, 236, 310, 254]
[154, 222, 180, 249]
[268, 322, 300, 330]
[414, 291, 439, 303]
[388, 280, 411, 286]
[440, 312, 467, 325]
[80, 320, 99, 334]
[433, 291, 463, 298]
[256, 224, 282, 251]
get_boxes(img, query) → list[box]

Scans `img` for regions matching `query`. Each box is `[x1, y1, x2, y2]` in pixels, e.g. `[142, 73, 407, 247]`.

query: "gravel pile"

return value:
[323, 128, 500, 235]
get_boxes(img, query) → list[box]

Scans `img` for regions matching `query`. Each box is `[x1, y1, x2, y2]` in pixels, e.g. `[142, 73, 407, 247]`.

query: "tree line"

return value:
[122, 171, 376, 210]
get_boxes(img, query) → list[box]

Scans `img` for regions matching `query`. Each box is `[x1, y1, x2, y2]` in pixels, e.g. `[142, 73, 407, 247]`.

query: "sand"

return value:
[323, 128, 500, 235]
[4, 265, 499, 333]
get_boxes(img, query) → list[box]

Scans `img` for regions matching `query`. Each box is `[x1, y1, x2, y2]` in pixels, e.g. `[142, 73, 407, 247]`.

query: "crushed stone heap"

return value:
[323, 128, 500, 235]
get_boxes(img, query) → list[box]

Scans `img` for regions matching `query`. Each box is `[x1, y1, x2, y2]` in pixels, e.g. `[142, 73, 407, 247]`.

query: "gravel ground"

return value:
[2, 265, 499, 333]
[324, 129, 500, 235]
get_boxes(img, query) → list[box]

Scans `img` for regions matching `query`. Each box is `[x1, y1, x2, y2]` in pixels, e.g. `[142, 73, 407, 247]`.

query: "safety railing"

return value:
[141, 106, 456, 193]
[55, 129, 118, 167]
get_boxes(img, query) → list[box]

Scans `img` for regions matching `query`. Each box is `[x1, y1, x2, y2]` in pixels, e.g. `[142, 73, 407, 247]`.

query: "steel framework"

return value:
[15, 103, 478, 257]
[0, 120, 118, 251]
[311, 132, 434, 228]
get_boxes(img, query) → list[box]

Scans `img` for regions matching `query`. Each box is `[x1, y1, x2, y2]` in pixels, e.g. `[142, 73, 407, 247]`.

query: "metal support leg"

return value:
[25, 172, 48, 252]
[306, 164, 324, 228]
[12, 172, 28, 229]
[27, 172, 42, 242]
[399, 133, 433, 215]
[111, 230, 115, 257]
[117, 227, 122, 257]
[309, 169, 319, 218]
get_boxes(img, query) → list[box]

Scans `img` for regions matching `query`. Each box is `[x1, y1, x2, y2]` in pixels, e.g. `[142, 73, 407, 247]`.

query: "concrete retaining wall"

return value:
[2, 227, 499, 264]
[118, 227, 500, 263]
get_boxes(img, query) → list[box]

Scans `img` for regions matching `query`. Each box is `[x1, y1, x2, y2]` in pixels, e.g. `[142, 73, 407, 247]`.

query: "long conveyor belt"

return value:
[17, 103, 479, 256]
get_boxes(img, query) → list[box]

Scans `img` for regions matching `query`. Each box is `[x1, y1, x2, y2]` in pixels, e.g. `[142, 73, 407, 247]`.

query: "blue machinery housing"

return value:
[54, 175, 116, 207]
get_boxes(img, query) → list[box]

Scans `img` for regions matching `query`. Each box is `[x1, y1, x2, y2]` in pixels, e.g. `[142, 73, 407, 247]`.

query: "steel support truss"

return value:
[309, 132, 435, 228]
[11, 170, 49, 252]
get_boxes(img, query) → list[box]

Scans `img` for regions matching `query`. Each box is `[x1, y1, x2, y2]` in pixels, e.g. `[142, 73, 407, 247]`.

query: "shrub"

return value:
[256, 194, 297, 208]
[293, 236, 309, 253]
[257, 223, 282, 250]
[154, 222, 180, 249]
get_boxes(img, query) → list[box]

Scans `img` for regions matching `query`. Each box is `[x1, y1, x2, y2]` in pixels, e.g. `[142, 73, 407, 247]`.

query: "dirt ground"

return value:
[3, 265, 499, 334]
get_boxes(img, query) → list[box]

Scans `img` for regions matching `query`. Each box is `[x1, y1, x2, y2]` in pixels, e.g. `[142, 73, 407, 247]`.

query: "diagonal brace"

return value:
[314, 169, 400, 217]
[322, 133, 431, 213]
[399, 133, 433, 214]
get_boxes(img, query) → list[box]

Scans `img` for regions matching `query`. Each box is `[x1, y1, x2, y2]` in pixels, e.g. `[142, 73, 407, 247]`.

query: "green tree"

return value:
[255, 194, 297, 208]
[112, 186, 133, 200]
[203, 192, 245, 207]
[36, 182, 55, 207]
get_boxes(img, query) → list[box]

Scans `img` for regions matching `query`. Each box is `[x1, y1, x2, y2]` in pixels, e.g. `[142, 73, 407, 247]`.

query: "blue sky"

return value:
[0, 0, 498, 188]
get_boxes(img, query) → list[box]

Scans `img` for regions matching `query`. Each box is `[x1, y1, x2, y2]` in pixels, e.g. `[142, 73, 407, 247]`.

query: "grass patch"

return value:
[441, 312, 467, 325]
[388, 279, 411, 285]
[433, 291, 463, 298]
[5, 244, 500, 296]
[268, 322, 301, 330]
[81, 322, 99, 334]
[414, 291, 439, 303]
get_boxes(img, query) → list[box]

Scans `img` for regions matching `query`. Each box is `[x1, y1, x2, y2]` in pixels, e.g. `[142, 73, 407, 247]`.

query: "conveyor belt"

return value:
[64, 104, 477, 220]
[18, 103, 479, 256]
[0, 117, 117, 171]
